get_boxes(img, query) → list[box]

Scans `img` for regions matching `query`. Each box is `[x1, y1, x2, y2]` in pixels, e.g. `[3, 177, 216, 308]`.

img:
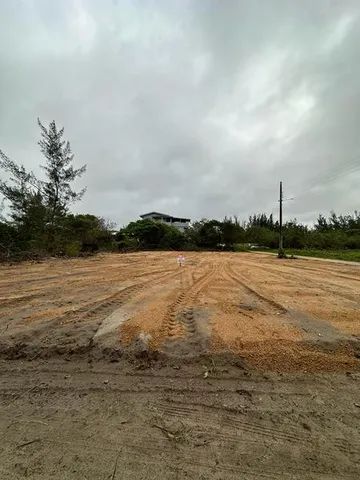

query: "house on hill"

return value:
[140, 212, 190, 232]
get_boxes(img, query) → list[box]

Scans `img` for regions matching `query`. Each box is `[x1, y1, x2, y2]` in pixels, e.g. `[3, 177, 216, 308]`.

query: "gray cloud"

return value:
[1, 0, 359, 227]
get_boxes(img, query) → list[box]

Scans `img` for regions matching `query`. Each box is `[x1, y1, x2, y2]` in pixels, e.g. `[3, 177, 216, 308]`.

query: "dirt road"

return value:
[1, 360, 360, 480]
[0, 252, 359, 478]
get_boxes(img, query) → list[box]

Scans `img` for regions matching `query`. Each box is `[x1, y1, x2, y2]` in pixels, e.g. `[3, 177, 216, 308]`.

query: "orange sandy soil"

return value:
[0, 252, 359, 371]
[1, 252, 360, 480]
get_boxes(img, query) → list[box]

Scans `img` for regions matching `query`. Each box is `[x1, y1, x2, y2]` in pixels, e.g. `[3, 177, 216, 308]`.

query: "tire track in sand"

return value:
[89, 268, 185, 341]
[223, 262, 287, 314]
[149, 399, 311, 445]
[234, 260, 359, 303]
[162, 263, 217, 338]
[25, 268, 184, 336]
[150, 399, 359, 457]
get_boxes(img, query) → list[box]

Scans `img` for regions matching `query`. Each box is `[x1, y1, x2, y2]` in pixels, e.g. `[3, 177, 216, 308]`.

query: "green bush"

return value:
[119, 219, 186, 250]
[345, 235, 360, 249]
[116, 236, 139, 252]
[64, 241, 82, 257]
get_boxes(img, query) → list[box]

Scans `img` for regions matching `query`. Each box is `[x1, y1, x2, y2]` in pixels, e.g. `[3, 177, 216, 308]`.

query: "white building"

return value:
[140, 212, 190, 232]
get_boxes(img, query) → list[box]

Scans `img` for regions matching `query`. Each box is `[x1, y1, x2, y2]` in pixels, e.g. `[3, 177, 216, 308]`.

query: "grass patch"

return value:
[254, 248, 360, 262]
[234, 244, 251, 252]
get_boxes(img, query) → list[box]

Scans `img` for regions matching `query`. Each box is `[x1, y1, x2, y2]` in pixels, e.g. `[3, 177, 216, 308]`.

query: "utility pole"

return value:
[279, 181, 283, 255]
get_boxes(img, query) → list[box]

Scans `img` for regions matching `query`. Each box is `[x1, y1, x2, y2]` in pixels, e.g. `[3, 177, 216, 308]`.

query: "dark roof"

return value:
[140, 211, 171, 219]
[140, 212, 190, 222]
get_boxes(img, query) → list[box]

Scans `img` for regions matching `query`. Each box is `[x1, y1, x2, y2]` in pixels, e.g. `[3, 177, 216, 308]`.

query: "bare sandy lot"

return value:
[0, 252, 359, 479]
[0, 251, 359, 370]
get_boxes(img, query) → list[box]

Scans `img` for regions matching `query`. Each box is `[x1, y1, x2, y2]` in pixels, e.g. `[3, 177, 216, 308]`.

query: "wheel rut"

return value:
[223, 262, 287, 314]
[159, 263, 217, 356]
[162, 264, 216, 338]
[237, 261, 360, 303]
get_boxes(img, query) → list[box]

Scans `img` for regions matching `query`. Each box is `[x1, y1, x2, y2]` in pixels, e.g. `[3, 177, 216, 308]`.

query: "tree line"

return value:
[116, 211, 360, 251]
[1, 120, 359, 260]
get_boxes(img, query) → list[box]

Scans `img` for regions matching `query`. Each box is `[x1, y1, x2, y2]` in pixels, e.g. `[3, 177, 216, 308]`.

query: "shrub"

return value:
[64, 241, 82, 257]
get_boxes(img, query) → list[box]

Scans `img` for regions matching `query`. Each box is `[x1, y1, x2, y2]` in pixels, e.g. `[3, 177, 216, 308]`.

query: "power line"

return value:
[291, 158, 360, 200]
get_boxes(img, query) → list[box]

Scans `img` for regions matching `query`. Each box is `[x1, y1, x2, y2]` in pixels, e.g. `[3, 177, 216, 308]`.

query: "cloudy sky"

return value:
[1, 0, 359, 227]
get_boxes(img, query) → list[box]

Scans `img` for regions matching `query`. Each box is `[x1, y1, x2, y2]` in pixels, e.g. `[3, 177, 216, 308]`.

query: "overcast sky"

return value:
[1, 0, 359, 227]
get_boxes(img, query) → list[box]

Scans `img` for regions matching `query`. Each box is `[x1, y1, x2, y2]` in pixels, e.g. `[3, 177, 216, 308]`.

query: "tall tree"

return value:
[0, 120, 87, 255]
[38, 119, 86, 227]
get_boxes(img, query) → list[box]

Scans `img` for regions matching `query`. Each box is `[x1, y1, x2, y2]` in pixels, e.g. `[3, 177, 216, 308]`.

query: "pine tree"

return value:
[0, 120, 87, 254]
[38, 119, 86, 227]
